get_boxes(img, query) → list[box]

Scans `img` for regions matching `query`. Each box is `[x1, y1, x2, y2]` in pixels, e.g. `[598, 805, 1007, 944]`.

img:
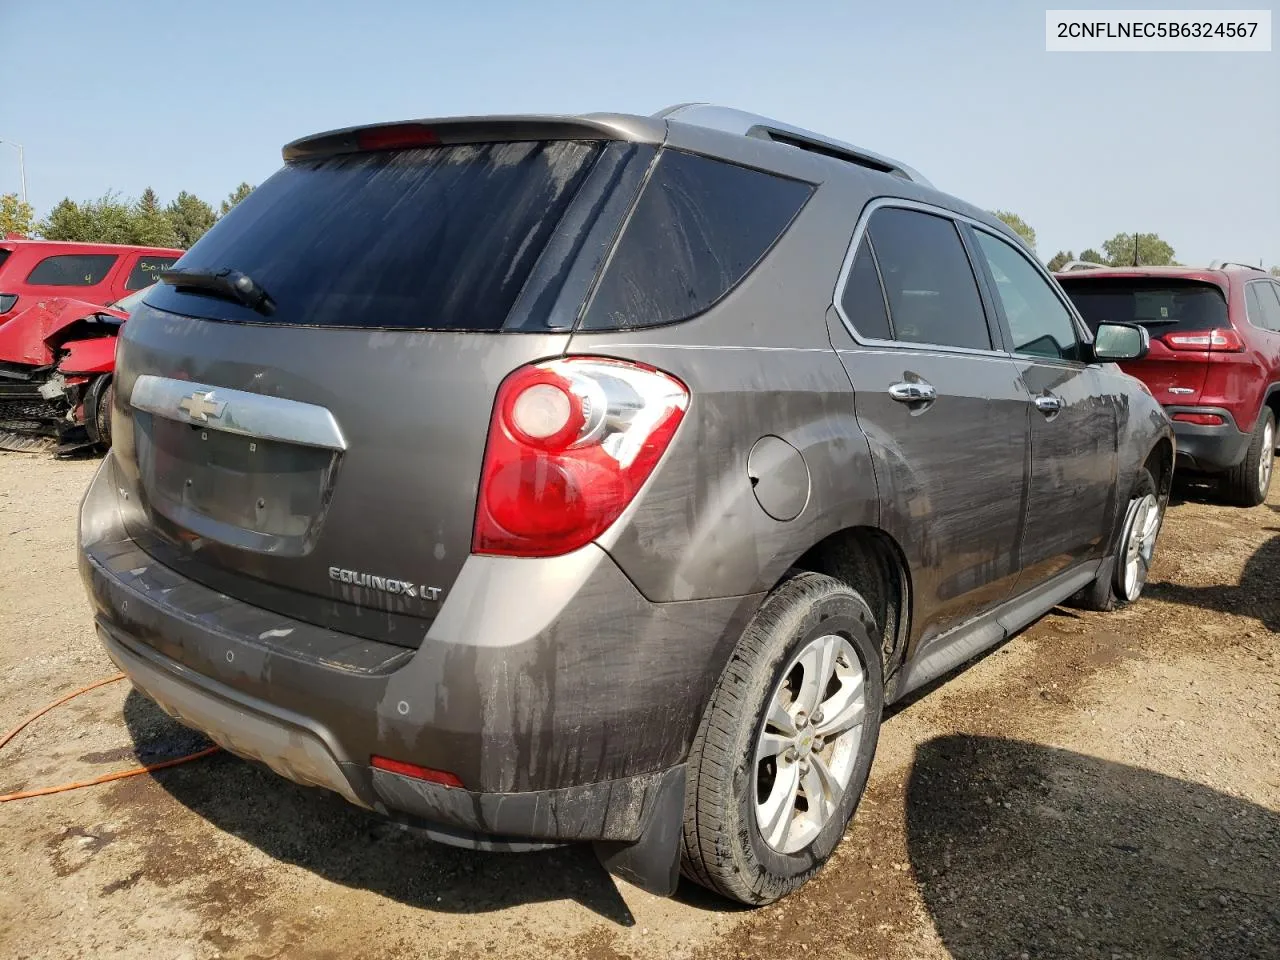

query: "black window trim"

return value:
[832, 197, 1008, 358]
[965, 221, 1091, 368]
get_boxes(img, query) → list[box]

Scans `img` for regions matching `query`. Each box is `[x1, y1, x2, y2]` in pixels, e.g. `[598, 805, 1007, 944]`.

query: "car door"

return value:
[968, 226, 1119, 591]
[830, 203, 1030, 647]
[1245, 280, 1280, 399]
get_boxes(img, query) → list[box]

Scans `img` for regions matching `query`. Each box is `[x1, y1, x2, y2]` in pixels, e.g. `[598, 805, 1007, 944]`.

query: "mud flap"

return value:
[592, 766, 685, 897]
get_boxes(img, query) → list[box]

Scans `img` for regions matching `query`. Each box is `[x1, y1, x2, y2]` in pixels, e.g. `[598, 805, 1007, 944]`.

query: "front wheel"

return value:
[681, 572, 884, 905]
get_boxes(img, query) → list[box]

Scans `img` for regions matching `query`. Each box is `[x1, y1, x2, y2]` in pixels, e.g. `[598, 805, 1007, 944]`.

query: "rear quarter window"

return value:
[126, 255, 178, 290]
[579, 150, 814, 330]
[26, 253, 118, 286]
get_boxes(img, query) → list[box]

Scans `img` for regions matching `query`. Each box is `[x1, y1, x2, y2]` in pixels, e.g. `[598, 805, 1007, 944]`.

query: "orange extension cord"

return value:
[0, 672, 219, 802]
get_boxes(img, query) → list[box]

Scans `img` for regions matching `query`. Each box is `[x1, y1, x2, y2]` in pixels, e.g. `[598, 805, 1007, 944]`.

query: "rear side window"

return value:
[579, 150, 813, 330]
[0, 249, 10, 272]
[1060, 279, 1228, 335]
[1248, 282, 1280, 331]
[867, 207, 991, 351]
[26, 253, 118, 286]
[839, 240, 892, 340]
[148, 141, 602, 329]
[125, 255, 178, 291]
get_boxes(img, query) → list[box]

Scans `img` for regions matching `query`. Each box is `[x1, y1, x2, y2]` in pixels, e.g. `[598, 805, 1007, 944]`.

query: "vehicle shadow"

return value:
[1144, 533, 1279, 633]
[905, 735, 1280, 959]
[121, 690, 642, 924]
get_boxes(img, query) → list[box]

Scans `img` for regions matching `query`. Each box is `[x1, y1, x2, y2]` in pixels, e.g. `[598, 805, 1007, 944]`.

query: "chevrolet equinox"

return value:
[79, 103, 1174, 905]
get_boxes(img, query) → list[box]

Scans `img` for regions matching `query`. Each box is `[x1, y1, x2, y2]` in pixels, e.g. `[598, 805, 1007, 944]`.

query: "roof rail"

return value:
[654, 103, 931, 186]
[1057, 259, 1111, 272]
[1207, 260, 1264, 272]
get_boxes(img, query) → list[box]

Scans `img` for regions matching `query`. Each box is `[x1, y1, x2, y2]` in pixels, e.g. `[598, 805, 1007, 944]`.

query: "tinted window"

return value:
[580, 149, 813, 330]
[26, 253, 117, 286]
[839, 239, 891, 340]
[1060, 279, 1228, 335]
[974, 230, 1080, 361]
[149, 141, 602, 329]
[867, 208, 990, 350]
[1252, 282, 1280, 331]
[0, 249, 10, 271]
[125, 255, 177, 290]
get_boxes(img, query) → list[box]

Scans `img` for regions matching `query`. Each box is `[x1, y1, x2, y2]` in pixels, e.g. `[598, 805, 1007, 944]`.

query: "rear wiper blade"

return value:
[159, 267, 276, 316]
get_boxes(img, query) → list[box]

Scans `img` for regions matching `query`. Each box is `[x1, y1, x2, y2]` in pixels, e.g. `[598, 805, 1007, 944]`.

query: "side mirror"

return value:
[1092, 322, 1149, 362]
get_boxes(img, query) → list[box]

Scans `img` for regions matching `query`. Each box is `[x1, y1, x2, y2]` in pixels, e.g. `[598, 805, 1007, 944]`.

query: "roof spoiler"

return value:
[654, 103, 931, 186]
[1207, 260, 1265, 273]
[1057, 260, 1111, 272]
[281, 115, 652, 162]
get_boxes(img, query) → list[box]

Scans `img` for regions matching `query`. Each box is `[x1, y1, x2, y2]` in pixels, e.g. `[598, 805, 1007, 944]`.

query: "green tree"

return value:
[220, 182, 254, 216]
[1079, 248, 1106, 265]
[1270, 266, 1280, 278]
[991, 210, 1037, 252]
[0, 193, 34, 236]
[1046, 250, 1073, 272]
[1101, 232, 1176, 267]
[165, 191, 217, 248]
[133, 187, 180, 247]
[38, 192, 138, 244]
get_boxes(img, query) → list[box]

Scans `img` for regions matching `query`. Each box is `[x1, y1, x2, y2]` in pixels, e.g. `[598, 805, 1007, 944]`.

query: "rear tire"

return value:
[1069, 467, 1161, 612]
[681, 572, 883, 905]
[1220, 408, 1274, 507]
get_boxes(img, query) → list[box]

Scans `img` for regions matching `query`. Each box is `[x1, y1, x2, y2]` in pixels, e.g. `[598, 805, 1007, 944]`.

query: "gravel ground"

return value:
[1, 453, 1276, 960]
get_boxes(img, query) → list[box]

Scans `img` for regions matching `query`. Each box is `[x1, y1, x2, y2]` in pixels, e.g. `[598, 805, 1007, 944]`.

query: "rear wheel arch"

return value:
[786, 526, 911, 694]
[1262, 383, 1280, 433]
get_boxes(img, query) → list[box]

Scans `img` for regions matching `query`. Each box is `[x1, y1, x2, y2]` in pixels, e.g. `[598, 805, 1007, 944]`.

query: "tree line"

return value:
[991, 210, 1279, 276]
[0, 183, 254, 249]
[5, 190, 1277, 278]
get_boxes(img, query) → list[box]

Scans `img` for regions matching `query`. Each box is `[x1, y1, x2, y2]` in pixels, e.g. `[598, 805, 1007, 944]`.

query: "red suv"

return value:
[0, 238, 183, 324]
[1057, 263, 1280, 506]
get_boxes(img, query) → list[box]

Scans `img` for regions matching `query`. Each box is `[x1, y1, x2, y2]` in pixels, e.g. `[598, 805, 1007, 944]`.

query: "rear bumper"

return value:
[1166, 406, 1252, 473]
[80, 455, 755, 846]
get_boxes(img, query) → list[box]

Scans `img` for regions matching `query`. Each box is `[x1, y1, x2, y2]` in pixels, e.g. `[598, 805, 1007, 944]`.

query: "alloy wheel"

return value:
[1120, 493, 1161, 601]
[754, 633, 867, 854]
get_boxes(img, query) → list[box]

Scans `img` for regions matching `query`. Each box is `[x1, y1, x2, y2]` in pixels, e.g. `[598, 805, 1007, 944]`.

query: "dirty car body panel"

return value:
[79, 105, 1174, 898]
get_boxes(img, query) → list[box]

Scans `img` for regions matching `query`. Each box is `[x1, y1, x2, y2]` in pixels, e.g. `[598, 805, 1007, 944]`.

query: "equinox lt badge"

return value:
[328, 566, 443, 601]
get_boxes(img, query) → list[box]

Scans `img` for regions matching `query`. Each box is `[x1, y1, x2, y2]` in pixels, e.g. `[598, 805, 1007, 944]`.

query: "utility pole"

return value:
[0, 140, 27, 205]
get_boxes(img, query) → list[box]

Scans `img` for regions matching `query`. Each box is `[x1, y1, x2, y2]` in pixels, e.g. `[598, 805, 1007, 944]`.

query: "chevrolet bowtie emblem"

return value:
[178, 390, 226, 423]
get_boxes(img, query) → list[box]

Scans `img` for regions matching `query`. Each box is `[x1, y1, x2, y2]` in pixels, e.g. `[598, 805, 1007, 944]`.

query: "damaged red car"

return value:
[0, 284, 151, 454]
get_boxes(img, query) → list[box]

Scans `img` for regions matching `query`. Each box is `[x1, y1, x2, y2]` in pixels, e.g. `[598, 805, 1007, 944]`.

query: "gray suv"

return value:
[78, 103, 1174, 905]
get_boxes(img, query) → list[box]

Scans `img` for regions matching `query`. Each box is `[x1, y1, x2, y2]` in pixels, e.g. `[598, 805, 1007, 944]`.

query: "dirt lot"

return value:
[1, 453, 1277, 960]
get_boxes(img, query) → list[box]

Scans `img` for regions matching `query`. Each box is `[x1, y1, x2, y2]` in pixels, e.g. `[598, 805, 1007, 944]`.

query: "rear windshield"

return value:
[1060, 278, 1228, 334]
[146, 141, 603, 330]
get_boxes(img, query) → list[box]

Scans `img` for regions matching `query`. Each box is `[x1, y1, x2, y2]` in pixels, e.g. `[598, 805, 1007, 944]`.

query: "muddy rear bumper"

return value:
[79, 455, 754, 854]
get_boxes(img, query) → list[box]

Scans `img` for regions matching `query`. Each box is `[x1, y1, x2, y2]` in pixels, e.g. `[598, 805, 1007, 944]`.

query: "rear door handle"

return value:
[889, 382, 937, 403]
[1035, 395, 1064, 415]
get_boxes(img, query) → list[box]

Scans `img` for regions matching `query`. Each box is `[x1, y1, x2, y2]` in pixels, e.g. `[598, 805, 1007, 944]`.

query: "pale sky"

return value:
[2, 0, 1277, 267]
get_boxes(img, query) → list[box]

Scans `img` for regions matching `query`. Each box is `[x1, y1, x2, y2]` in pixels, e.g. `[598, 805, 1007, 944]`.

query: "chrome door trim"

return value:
[130, 375, 348, 451]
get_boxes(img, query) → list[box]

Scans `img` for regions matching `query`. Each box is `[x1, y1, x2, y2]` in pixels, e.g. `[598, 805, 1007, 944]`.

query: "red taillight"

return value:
[473, 358, 690, 558]
[1172, 412, 1225, 425]
[370, 755, 463, 788]
[355, 124, 440, 152]
[1162, 328, 1244, 352]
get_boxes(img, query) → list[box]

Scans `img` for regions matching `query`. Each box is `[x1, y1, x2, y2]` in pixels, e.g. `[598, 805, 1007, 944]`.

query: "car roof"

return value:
[282, 103, 1034, 257]
[1054, 265, 1238, 294]
[0, 237, 184, 256]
